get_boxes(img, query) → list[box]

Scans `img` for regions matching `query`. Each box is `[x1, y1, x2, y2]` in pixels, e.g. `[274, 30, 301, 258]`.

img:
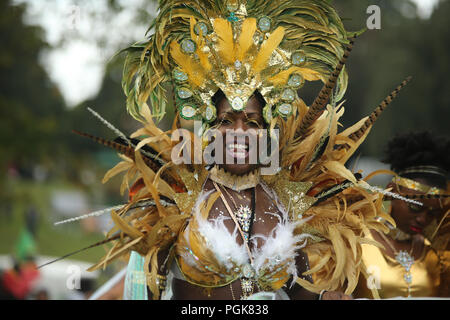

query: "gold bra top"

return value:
[174, 187, 310, 292]
[354, 233, 442, 299]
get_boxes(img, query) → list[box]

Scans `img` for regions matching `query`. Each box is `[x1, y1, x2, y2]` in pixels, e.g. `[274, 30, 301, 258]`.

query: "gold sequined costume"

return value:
[74, 0, 422, 299]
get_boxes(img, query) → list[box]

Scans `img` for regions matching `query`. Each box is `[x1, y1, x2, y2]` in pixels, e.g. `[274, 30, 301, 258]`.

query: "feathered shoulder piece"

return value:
[81, 103, 209, 299]
[259, 75, 415, 294]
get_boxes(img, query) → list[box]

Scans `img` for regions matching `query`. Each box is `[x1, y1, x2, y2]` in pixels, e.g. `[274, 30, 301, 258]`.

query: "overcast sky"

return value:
[13, 0, 441, 108]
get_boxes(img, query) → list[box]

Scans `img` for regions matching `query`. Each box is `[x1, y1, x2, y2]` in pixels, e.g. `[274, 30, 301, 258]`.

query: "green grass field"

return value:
[0, 178, 116, 264]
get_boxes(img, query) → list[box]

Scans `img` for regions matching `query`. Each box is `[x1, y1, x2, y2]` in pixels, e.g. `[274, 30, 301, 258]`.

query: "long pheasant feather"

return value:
[348, 76, 412, 142]
[295, 36, 356, 140]
[37, 234, 121, 269]
[72, 130, 183, 188]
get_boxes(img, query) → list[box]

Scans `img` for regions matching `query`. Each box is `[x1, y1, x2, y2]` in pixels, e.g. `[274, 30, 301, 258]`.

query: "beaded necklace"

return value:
[213, 182, 257, 299]
[378, 231, 415, 297]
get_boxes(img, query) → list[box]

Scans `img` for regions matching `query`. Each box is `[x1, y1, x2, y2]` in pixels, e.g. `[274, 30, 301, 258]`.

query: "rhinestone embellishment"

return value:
[395, 250, 414, 295]
[180, 39, 196, 54]
[194, 22, 208, 36]
[203, 105, 216, 122]
[241, 278, 253, 291]
[177, 87, 193, 99]
[231, 96, 244, 111]
[173, 69, 188, 82]
[292, 51, 306, 66]
[180, 105, 196, 120]
[235, 205, 252, 239]
[258, 16, 271, 32]
[242, 263, 256, 279]
[282, 88, 296, 102]
[277, 103, 292, 117]
[288, 73, 303, 88]
[396, 251, 414, 272]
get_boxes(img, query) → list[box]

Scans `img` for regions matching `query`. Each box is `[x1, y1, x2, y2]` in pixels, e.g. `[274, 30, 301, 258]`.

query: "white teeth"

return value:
[226, 143, 248, 151]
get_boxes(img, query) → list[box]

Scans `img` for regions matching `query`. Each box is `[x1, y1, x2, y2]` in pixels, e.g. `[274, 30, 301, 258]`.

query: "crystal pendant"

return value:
[404, 273, 412, 284]
[281, 88, 296, 102]
[173, 68, 188, 82]
[235, 205, 252, 233]
[234, 60, 242, 69]
[180, 39, 196, 54]
[292, 51, 306, 66]
[231, 96, 244, 111]
[395, 250, 414, 271]
[288, 73, 304, 88]
[177, 87, 193, 99]
[395, 250, 414, 288]
[180, 105, 197, 120]
[258, 16, 271, 32]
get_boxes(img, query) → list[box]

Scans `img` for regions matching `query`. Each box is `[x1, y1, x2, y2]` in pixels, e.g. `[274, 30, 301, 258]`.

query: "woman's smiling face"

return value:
[214, 94, 265, 176]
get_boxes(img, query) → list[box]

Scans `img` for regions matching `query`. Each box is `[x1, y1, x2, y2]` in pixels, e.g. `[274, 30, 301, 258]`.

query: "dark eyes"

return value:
[407, 203, 423, 213]
[246, 119, 262, 128]
[218, 118, 262, 128]
[407, 203, 442, 217]
[220, 118, 232, 125]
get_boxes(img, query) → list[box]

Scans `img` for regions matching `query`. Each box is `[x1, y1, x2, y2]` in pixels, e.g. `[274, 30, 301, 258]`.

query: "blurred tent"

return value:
[50, 190, 89, 218]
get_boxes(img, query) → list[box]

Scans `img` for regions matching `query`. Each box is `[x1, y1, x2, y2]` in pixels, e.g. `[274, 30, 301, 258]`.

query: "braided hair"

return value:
[382, 131, 449, 189]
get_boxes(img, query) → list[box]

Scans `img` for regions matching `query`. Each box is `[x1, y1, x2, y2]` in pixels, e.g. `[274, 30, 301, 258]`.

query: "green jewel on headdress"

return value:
[122, 0, 350, 129]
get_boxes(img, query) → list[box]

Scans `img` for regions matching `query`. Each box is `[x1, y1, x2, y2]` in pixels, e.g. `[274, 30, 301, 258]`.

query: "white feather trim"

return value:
[251, 217, 313, 276]
[182, 187, 314, 285]
[197, 215, 249, 269]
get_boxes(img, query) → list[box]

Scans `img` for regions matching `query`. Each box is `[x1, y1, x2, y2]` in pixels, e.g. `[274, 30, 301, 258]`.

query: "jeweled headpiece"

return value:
[123, 0, 350, 126]
[393, 165, 448, 195]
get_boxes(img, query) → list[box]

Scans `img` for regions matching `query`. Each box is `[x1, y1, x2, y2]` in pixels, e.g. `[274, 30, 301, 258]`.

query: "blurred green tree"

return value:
[0, 0, 67, 174]
[335, 0, 450, 156]
[301, 0, 449, 158]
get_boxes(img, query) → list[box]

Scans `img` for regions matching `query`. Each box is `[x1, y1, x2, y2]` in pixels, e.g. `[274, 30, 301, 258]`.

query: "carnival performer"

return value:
[52, 0, 422, 300]
[353, 131, 450, 299]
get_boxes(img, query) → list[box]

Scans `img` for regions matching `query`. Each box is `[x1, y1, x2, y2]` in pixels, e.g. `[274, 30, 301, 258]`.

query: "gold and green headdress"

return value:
[123, 0, 351, 126]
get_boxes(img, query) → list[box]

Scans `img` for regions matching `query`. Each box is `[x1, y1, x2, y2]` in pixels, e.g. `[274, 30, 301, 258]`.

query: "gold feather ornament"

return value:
[122, 0, 350, 126]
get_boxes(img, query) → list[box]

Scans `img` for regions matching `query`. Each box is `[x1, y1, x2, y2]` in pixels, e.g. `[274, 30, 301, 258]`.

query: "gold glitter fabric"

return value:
[209, 166, 260, 191]
[353, 233, 450, 299]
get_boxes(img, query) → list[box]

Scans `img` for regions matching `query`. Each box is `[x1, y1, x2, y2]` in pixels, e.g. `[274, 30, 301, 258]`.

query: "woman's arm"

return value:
[285, 249, 319, 300]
